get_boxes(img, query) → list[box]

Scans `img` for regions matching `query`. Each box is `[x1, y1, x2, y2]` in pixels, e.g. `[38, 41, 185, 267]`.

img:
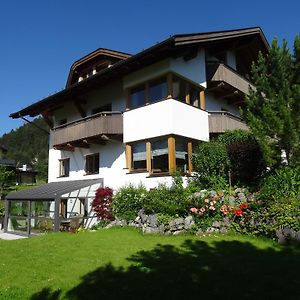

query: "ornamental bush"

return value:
[91, 187, 114, 220]
[143, 184, 192, 217]
[259, 166, 300, 203]
[192, 141, 230, 188]
[112, 185, 147, 220]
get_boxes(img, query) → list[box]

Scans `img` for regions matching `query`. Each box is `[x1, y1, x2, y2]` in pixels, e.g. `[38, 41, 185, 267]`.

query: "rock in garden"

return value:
[212, 221, 221, 228]
[148, 214, 158, 227]
[184, 216, 195, 229]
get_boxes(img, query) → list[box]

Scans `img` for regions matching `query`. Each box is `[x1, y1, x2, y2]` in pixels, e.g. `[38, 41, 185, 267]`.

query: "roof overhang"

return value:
[6, 179, 103, 201]
[10, 27, 269, 119]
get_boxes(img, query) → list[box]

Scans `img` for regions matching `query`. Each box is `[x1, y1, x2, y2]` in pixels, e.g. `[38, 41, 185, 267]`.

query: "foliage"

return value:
[112, 184, 147, 220]
[91, 187, 114, 220]
[259, 166, 300, 203]
[189, 190, 251, 230]
[0, 201, 5, 217]
[243, 36, 300, 168]
[218, 130, 266, 186]
[227, 140, 265, 186]
[90, 220, 111, 230]
[0, 117, 49, 181]
[217, 129, 254, 145]
[192, 141, 230, 188]
[143, 184, 192, 217]
[0, 165, 15, 198]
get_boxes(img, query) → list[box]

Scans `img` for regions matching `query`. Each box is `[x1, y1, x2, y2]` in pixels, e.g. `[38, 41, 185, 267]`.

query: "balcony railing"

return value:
[208, 111, 248, 133]
[52, 111, 123, 147]
[206, 63, 255, 96]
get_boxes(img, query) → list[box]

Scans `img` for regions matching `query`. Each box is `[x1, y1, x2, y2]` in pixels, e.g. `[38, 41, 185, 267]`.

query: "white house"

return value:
[5, 27, 269, 235]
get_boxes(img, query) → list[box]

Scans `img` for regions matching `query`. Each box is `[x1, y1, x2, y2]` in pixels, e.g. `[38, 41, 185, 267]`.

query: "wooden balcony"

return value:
[208, 111, 248, 134]
[206, 63, 255, 103]
[52, 112, 123, 149]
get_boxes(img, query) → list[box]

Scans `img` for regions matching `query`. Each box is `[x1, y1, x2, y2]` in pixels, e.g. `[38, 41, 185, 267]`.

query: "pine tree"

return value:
[243, 36, 300, 168]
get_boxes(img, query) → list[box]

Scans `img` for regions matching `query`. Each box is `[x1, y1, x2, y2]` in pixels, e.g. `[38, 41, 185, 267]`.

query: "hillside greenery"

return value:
[0, 117, 49, 180]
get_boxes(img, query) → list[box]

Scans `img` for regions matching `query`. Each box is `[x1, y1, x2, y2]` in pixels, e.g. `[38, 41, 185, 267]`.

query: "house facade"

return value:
[5, 27, 269, 234]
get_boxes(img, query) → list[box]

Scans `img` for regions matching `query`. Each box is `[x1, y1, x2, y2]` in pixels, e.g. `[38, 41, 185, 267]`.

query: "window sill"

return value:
[57, 175, 69, 178]
[126, 170, 148, 174]
[84, 172, 99, 176]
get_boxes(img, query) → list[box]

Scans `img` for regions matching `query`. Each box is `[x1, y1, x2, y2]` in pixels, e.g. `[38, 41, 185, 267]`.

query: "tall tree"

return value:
[243, 36, 300, 168]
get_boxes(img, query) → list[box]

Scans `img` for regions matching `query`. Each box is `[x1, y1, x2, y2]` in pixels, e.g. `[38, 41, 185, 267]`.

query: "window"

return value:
[59, 158, 70, 177]
[175, 139, 188, 173]
[85, 153, 99, 174]
[149, 78, 167, 103]
[151, 139, 168, 173]
[172, 76, 186, 102]
[130, 86, 145, 109]
[132, 142, 147, 170]
[190, 86, 200, 108]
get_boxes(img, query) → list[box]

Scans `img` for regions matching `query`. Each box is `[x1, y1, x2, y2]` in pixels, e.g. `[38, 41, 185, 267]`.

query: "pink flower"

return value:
[198, 211, 204, 216]
[209, 206, 216, 211]
[190, 207, 198, 213]
[210, 200, 216, 206]
[200, 207, 206, 213]
[204, 198, 209, 203]
[213, 194, 218, 199]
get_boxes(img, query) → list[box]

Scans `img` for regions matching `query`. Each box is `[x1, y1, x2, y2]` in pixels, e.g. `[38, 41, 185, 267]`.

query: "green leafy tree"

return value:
[0, 165, 15, 199]
[243, 36, 300, 168]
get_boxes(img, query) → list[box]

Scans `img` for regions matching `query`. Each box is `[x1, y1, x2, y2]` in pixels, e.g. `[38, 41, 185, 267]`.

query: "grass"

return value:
[0, 227, 300, 300]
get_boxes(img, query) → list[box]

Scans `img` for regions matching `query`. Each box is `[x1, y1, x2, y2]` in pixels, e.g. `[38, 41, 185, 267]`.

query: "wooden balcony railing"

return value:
[52, 112, 123, 147]
[207, 63, 255, 96]
[208, 111, 248, 133]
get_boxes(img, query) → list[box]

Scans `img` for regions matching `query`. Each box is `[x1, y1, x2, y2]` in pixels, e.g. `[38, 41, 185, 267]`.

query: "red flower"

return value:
[239, 203, 249, 211]
[233, 209, 244, 217]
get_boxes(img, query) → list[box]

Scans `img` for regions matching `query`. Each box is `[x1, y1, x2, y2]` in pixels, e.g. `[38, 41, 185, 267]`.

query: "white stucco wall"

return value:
[123, 49, 206, 89]
[48, 133, 185, 190]
[123, 99, 209, 143]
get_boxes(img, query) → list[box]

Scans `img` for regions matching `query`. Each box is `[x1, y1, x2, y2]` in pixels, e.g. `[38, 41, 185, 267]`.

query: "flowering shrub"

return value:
[112, 185, 147, 220]
[189, 189, 252, 231]
[91, 187, 114, 220]
[190, 192, 229, 229]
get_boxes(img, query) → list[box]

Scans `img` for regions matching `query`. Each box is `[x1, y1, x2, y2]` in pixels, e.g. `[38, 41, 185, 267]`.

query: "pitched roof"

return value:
[6, 178, 103, 201]
[10, 27, 268, 119]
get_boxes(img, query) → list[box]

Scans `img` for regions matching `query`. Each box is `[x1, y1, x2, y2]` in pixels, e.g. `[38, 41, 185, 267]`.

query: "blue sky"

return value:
[0, 0, 299, 136]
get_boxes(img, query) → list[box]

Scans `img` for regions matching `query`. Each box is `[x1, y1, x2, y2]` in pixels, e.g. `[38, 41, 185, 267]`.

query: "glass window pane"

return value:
[149, 79, 167, 103]
[152, 140, 168, 173]
[132, 143, 146, 170]
[172, 76, 186, 102]
[190, 87, 200, 108]
[176, 138, 188, 172]
[130, 87, 145, 109]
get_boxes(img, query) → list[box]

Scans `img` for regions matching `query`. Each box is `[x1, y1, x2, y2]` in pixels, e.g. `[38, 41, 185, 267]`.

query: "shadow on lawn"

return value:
[31, 239, 300, 300]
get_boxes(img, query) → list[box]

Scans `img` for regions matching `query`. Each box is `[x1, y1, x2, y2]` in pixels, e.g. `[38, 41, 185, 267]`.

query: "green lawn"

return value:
[0, 228, 299, 300]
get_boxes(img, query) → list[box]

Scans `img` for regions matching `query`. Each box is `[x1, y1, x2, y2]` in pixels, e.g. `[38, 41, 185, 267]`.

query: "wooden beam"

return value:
[54, 144, 75, 152]
[185, 83, 190, 104]
[125, 89, 130, 111]
[168, 136, 176, 175]
[42, 112, 54, 129]
[187, 142, 193, 174]
[125, 144, 132, 171]
[200, 90, 205, 110]
[146, 142, 151, 173]
[145, 82, 150, 105]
